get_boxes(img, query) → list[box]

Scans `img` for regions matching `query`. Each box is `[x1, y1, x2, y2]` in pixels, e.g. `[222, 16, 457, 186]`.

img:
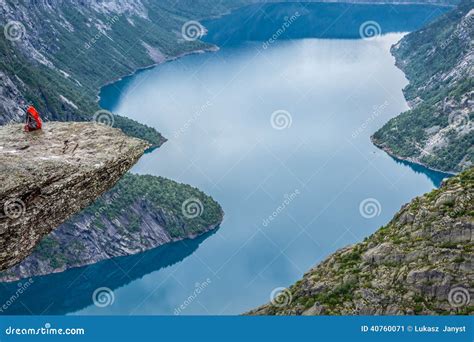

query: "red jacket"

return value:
[25, 106, 42, 131]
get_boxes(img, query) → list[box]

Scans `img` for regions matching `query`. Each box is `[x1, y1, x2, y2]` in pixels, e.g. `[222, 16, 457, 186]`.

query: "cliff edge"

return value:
[0, 122, 149, 271]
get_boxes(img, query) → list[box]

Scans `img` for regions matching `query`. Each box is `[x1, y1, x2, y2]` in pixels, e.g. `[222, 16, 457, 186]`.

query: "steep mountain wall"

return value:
[372, 0, 473, 173]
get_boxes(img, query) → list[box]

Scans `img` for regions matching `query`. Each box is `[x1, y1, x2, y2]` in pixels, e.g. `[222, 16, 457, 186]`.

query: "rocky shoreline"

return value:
[0, 217, 222, 283]
[371, 136, 457, 175]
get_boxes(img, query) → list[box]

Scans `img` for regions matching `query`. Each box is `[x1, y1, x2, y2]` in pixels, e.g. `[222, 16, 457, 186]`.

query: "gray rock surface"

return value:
[0, 122, 149, 270]
[0, 72, 26, 125]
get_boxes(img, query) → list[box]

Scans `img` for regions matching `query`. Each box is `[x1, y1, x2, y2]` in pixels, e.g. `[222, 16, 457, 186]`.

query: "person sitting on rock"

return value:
[24, 105, 42, 132]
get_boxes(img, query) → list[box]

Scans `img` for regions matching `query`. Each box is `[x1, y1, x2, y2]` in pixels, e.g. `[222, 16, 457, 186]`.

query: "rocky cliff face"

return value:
[0, 122, 149, 271]
[250, 168, 473, 315]
[372, 0, 473, 173]
[0, 71, 26, 124]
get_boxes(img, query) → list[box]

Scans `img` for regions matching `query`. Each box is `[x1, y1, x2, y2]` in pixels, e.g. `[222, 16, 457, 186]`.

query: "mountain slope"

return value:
[372, 0, 473, 173]
[0, 0, 243, 145]
[250, 168, 473, 315]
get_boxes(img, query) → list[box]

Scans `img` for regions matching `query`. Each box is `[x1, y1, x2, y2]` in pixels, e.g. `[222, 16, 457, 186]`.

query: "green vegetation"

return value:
[336, 247, 363, 272]
[36, 236, 67, 269]
[82, 173, 223, 238]
[31, 173, 223, 270]
[35, 236, 61, 260]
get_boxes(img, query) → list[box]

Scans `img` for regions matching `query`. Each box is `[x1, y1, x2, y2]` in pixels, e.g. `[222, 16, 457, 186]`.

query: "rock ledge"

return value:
[0, 122, 149, 270]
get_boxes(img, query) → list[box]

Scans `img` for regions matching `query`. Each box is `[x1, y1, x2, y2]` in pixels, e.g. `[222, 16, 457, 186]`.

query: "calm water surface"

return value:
[0, 3, 450, 315]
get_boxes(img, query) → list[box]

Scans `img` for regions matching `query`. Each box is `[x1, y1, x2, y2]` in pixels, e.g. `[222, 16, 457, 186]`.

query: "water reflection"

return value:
[390, 157, 452, 187]
[0, 231, 216, 315]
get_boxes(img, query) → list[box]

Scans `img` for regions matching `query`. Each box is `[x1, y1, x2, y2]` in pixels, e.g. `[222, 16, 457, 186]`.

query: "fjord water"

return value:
[0, 3, 450, 315]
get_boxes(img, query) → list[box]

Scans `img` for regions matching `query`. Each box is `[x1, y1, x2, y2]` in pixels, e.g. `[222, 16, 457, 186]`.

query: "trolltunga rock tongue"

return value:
[0, 122, 149, 271]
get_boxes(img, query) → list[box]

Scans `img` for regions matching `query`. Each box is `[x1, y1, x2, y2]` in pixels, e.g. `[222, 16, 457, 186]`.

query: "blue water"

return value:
[0, 3, 450, 315]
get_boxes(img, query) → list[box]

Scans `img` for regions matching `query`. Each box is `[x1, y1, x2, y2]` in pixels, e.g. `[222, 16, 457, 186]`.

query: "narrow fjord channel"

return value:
[0, 3, 451, 315]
